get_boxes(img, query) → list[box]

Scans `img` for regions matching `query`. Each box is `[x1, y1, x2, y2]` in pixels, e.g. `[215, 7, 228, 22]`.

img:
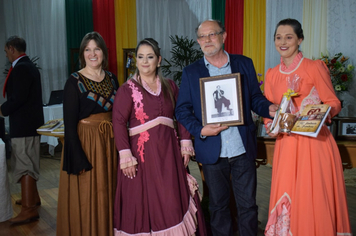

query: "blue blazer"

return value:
[175, 54, 272, 164]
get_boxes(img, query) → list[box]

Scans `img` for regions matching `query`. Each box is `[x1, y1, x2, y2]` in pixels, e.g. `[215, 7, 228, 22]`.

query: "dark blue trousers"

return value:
[202, 154, 258, 236]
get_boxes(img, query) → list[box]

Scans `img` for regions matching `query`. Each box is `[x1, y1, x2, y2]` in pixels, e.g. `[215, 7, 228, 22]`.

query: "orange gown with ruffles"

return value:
[264, 54, 352, 236]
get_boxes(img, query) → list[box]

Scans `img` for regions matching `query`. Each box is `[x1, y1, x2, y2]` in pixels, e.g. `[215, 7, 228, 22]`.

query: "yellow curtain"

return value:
[114, 0, 137, 85]
[243, 0, 266, 90]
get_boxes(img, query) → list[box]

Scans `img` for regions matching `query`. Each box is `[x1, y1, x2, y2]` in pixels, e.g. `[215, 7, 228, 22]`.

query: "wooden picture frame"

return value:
[257, 122, 276, 139]
[336, 117, 356, 140]
[199, 73, 244, 126]
[123, 48, 136, 81]
[326, 119, 337, 138]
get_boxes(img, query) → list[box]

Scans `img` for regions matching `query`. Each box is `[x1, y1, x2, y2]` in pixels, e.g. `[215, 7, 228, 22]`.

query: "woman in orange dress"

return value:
[264, 18, 352, 236]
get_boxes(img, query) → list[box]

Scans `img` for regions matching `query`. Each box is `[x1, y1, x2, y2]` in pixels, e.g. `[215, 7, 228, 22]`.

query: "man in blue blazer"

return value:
[1, 36, 44, 224]
[175, 20, 277, 236]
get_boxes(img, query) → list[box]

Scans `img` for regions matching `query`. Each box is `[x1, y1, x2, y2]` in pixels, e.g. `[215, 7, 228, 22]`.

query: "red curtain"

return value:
[224, 0, 244, 54]
[92, 0, 117, 76]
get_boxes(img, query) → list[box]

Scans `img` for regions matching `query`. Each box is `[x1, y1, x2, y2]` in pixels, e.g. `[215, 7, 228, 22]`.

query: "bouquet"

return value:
[319, 52, 354, 93]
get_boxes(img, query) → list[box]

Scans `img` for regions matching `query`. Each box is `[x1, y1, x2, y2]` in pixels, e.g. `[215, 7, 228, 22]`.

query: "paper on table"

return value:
[37, 118, 63, 132]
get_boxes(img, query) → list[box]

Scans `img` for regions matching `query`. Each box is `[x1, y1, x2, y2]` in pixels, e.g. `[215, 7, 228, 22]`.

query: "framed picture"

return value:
[326, 119, 337, 138]
[123, 48, 136, 81]
[256, 121, 276, 139]
[199, 73, 244, 126]
[336, 117, 356, 140]
[257, 122, 267, 137]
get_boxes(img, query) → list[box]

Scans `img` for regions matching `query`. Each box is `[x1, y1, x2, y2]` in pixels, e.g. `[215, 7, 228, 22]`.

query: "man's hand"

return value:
[201, 124, 228, 136]
[269, 104, 279, 118]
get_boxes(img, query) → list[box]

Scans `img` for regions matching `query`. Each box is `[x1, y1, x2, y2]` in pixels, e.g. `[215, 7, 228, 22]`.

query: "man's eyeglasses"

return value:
[197, 31, 223, 40]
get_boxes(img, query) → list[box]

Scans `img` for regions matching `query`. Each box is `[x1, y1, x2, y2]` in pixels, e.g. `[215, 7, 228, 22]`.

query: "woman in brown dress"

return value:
[56, 32, 119, 236]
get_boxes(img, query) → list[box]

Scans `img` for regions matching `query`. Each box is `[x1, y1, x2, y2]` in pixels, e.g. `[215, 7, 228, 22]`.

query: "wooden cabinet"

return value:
[256, 138, 356, 170]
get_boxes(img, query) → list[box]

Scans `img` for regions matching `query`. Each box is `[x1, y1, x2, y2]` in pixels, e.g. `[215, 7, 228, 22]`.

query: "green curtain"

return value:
[211, 0, 225, 50]
[65, 0, 94, 74]
[212, 0, 225, 26]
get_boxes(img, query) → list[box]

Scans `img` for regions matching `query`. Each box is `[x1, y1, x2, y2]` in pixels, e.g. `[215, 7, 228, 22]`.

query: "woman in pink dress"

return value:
[112, 38, 205, 235]
[264, 18, 352, 236]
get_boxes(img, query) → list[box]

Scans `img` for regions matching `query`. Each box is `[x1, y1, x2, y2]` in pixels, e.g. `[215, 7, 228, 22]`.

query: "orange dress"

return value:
[264, 55, 352, 236]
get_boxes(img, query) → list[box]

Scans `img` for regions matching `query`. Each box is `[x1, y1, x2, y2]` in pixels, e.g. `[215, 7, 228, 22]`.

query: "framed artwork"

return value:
[256, 121, 276, 139]
[199, 73, 244, 126]
[326, 119, 337, 138]
[123, 48, 136, 81]
[336, 117, 356, 140]
[258, 123, 271, 138]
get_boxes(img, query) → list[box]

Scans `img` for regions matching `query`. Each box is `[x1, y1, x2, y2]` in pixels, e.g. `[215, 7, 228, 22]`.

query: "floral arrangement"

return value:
[319, 52, 354, 92]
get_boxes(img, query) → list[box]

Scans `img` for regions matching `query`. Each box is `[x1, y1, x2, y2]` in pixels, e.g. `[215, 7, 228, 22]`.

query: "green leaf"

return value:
[162, 35, 203, 86]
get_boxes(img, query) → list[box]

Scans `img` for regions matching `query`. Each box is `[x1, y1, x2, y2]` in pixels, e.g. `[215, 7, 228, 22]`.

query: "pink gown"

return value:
[264, 53, 352, 236]
[112, 76, 204, 236]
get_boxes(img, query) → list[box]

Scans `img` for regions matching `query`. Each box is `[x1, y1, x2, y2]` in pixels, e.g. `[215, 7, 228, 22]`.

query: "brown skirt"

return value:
[57, 112, 117, 236]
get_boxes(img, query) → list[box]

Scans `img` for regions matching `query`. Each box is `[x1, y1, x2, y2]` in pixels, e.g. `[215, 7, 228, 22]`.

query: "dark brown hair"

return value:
[274, 18, 304, 40]
[5, 36, 26, 53]
[79, 32, 109, 69]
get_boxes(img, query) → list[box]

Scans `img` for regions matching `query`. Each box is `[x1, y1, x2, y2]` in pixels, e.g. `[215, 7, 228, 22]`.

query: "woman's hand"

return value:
[265, 122, 279, 138]
[182, 154, 190, 168]
[325, 113, 332, 124]
[122, 165, 138, 179]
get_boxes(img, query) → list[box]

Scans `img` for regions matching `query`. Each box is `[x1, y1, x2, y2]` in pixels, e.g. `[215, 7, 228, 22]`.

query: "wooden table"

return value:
[41, 104, 63, 155]
[37, 131, 64, 146]
[256, 138, 356, 170]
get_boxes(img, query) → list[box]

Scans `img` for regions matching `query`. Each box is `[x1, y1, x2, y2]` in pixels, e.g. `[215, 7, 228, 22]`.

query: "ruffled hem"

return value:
[180, 140, 195, 157]
[120, 157, 138, 169]
[119, 149, 138, 169]
[265, 192, 292, 236]
[114, 197, 197, 236]
[187, 173, 202, 201]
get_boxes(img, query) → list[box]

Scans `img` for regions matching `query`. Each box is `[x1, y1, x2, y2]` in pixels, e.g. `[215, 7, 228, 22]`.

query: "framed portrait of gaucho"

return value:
[335, 117, 356, 140]
[199, 73, 244, 126]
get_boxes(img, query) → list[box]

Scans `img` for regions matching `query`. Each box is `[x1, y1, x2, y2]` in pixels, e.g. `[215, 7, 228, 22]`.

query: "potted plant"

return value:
[319, 52, 354, 93]
[162, 35, 203, 86]
[3, 56, 41, 75]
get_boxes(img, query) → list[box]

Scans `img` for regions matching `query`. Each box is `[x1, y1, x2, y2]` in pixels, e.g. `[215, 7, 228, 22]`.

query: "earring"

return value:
[157, 64, 161, 67]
